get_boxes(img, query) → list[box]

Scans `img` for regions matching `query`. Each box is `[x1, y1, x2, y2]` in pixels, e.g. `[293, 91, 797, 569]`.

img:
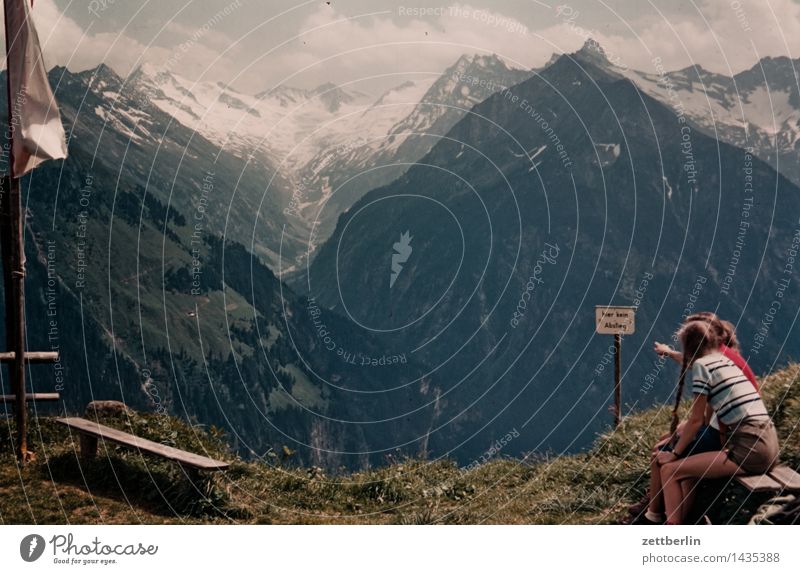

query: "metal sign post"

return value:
[595, 306, 636, 427]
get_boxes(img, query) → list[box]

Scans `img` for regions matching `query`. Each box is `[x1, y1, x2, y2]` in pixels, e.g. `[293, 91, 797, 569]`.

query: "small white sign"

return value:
[595, 306, 636, 335]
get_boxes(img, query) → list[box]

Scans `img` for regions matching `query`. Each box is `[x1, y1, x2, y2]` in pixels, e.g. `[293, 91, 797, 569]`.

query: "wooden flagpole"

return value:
[3, 0, 27, 462]
[0, 175, 28, 461]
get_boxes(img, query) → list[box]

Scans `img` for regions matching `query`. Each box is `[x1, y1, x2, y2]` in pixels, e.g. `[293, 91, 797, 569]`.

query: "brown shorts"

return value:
[725, 418, 780, 474]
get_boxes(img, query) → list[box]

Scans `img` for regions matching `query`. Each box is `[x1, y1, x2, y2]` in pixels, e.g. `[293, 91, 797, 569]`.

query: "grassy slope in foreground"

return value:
[1, 364, 798, 525]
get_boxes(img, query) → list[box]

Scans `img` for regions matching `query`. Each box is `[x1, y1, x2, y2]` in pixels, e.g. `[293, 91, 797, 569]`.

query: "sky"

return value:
[9, 0, 800, 95]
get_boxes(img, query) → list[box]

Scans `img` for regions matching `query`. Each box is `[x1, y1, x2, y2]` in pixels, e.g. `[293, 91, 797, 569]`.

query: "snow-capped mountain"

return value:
[294, 54, 534, 256]
[125, 55, 533, 271]
[569, 40, 800, 187]
[50, 62, 304, 270]
[129, 63, 376, 175]
[633, 57, 800, 184]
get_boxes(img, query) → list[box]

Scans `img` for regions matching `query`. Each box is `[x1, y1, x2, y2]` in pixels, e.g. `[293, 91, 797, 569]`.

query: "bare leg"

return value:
[661, 451, 742, 524]
[647, 455, 664, 514]
[680, 478, 698, 522]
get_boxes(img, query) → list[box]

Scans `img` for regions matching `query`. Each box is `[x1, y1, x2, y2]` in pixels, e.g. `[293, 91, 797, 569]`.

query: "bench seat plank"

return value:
[768, 465, 800, 492]
[56, 417, 229, 471]
[735, 473, 783, 493]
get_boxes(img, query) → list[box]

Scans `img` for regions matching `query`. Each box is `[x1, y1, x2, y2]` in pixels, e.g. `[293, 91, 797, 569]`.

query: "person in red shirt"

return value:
[628, 312, 759, 523]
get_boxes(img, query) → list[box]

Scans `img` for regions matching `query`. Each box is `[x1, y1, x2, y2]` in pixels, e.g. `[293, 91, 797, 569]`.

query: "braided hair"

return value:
[670, 320, 720, 435]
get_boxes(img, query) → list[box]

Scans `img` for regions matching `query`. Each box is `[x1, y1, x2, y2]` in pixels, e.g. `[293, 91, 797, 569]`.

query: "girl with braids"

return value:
[629, 312, 759, 522]
[657, 320, 779, 524]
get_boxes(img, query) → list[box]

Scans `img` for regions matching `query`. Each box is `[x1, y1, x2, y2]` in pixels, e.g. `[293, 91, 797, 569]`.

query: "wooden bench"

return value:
[56, 417, 229, 473]
[736, 465, 800, 493]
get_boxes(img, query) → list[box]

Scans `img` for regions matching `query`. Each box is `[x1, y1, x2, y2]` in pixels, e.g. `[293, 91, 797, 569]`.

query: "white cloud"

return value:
[2, 0, 242, 84]
[4, 0, 800, 94]
[232, 0, 800, 94]
[248, 4, 563, 92]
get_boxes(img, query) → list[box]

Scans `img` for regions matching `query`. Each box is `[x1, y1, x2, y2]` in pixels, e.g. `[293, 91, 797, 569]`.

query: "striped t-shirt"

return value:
[692, 352, 769, 426]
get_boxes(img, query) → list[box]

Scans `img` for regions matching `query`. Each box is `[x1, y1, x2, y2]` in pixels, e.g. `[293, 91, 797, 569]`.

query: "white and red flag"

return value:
[3, 0, 68, 177]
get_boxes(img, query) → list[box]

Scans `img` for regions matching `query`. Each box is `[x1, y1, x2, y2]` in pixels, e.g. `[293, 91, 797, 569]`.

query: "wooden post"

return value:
[79, 433, 98, 462]
[1, 175, 28, 460]
[596, 306, 634, 429]
[613, 333, 621, 428]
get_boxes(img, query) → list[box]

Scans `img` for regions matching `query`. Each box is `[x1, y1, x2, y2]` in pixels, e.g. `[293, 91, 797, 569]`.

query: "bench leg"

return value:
[180, 464, 201, 484]
[80, 434, 98, 462]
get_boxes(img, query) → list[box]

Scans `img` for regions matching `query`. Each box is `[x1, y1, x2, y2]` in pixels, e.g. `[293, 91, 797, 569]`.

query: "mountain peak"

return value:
[734, 54, 800, 96]
[737, 54, 798, 80]
[91, 62, 121, 80]
[78, 62, 124, 90]
[572, 38, 611, 67]
[581, 38, 606, 56]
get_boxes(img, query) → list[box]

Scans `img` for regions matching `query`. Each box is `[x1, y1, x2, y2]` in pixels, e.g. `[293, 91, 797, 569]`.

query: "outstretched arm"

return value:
[654, 341, 682, 364]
